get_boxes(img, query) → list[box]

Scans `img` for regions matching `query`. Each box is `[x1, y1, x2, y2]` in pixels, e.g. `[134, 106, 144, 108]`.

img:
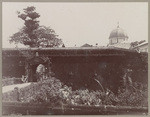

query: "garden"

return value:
[2, 49, 148, 115]
[2, 74, 148, 115]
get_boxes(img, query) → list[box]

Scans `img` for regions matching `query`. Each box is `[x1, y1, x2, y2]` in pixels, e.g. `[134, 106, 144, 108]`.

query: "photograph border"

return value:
[0, 0, 149, 116]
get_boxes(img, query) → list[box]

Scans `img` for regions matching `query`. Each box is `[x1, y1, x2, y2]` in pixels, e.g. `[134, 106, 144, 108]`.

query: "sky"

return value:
[2, 2, 148, 48]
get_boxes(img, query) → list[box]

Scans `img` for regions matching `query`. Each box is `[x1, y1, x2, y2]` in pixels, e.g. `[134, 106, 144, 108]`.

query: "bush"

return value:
[117, 82, 148, 107]
[27, 77, 63, 105]
[4, 77, 146, 107]
[2, 77, 23, 87]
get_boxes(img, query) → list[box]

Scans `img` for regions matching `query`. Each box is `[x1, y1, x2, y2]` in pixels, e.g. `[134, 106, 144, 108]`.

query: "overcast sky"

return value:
[2, 2, 148, 48]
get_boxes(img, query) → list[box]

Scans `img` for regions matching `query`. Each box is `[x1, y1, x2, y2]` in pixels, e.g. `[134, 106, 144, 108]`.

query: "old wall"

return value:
[50, 53, 147, 91]
[2, 57, 25, 78]
[2, 49, 148, 92]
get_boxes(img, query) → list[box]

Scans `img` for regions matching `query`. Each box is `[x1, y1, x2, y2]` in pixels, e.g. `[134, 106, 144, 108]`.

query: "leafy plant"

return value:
[9, 6, 63, 48]
[22, 77, 148, 107]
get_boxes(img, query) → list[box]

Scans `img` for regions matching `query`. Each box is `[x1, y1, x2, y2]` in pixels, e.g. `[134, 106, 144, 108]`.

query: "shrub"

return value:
[117, 82, 148, 107]
[6, 77, 147, 107]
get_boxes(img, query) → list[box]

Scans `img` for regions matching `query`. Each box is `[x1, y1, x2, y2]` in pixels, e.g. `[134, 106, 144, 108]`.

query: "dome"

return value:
[109, 26, 128, 39]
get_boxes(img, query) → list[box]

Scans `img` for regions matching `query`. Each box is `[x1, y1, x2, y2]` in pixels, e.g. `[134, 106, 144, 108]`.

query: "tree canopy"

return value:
[130, 40, 146, 48]
[9, 6, 63, 48]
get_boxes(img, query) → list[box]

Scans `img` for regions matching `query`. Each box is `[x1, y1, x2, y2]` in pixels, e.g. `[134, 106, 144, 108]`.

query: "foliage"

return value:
[27, 77, 63, 105]
[33, 26, 63, 47]
[9, 6, 63, 47]
[2, 77, 22, 87]
[117, 82, 148, 107]
[22, 77, 148, 107]
[130, 41, 139, 48]
[130, 40, 146, 48]
[2, 76, 147, 108]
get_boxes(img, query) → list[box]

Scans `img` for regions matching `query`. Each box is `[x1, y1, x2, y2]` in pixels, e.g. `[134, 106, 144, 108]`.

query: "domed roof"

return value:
[109, 26, 128, 39]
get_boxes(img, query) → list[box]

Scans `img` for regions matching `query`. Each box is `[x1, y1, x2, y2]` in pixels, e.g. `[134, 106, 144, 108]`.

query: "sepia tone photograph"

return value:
[2, 2, 148, 115]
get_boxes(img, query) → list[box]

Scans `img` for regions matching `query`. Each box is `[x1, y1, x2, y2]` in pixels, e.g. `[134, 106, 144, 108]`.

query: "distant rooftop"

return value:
[81, 43, 92, 47]
[108, 43, 131, 49]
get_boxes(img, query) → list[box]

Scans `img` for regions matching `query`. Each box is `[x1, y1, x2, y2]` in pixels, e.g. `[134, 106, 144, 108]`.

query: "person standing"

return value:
[36, 64, 46, 82]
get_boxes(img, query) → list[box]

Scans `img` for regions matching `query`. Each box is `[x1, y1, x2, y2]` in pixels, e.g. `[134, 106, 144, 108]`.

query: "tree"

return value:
[34, 26, 63, 47]
[9, 6, 63, 48]
[130, 41, 139, 48]
[130, 40, 146, 48]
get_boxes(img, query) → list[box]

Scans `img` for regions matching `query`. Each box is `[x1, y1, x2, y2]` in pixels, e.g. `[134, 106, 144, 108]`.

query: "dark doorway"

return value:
[31, 64, 39, 82]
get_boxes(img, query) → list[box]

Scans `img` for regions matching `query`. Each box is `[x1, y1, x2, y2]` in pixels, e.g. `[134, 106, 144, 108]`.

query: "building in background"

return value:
[131, 41, 148, 52]
[80, 23, 148, 52]
[81, 43, 93, 47]
[109, 24, 128, 45]
[108, 24, 131, 49]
